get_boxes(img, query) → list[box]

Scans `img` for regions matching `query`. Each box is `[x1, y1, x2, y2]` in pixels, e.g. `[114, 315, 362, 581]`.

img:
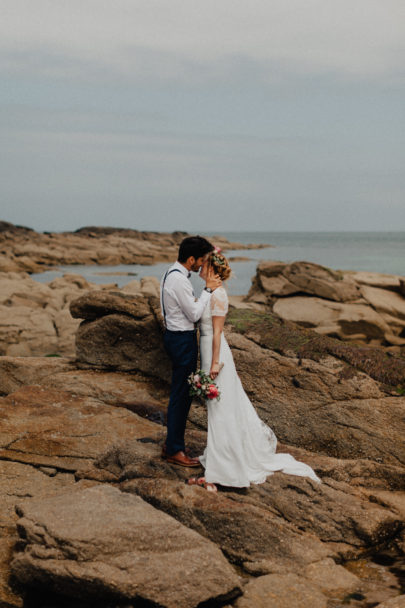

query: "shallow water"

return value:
[32, 231, 405, 296]
[338, 551, 405, 607]
[213, 231, 405, 277]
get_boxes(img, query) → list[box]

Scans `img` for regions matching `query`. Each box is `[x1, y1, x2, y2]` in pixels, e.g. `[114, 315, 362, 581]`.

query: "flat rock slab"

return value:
[0, 385, 163, 471]
[121, 477, 330, 567]
[11, 485, 241, 608]
[303, 557, 360, 595]
[122, 472, 401, 567]
[234, 572, 327, 608]
[70, 291, 152, 321]
[0, 357, 74, 395]
[0, 357, 169, 427]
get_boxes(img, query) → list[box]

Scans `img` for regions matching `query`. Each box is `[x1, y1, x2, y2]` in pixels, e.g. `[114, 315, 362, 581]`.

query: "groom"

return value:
[160, 235, 221, 467]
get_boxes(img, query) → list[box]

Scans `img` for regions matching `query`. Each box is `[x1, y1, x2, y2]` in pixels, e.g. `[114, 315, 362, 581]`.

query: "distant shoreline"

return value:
[0, 221, 269, 276]
[1, 222, 404, 290]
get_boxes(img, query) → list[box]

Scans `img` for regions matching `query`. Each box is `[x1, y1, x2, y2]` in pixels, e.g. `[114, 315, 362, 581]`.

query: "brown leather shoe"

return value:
[166, 451, 201, 468]
[161, 444, 192, 459]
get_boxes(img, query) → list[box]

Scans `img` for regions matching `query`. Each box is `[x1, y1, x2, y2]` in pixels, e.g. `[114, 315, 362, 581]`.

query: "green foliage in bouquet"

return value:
[188, 370, 220, 402]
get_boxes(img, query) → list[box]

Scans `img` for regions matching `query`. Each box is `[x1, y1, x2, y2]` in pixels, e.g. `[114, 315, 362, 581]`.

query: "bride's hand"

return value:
[210, 362, 220, 379]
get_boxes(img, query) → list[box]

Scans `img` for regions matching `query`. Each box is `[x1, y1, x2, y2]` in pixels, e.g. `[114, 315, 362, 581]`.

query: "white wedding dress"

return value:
[199, 287, 321, 487]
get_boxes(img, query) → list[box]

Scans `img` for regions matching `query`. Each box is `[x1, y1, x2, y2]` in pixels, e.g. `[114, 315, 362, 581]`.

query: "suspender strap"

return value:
[162, 268, 182, 328]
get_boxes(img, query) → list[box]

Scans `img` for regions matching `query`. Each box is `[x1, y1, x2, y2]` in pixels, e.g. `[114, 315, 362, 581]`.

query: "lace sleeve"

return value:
[211, 288, 228, 317]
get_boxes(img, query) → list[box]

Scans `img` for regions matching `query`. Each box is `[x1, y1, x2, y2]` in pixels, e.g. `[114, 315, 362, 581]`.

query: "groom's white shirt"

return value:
[160, 261, 211, 331]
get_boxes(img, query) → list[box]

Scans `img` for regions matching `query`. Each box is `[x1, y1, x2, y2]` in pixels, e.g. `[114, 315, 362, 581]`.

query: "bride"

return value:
[188, 248, 321, 492]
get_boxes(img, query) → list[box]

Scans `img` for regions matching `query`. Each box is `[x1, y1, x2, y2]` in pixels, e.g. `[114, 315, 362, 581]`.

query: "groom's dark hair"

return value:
[178, 236, 214, 263]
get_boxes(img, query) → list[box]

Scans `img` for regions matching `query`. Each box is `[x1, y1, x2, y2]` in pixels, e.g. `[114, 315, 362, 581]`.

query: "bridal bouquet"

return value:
[188, 370, 221, 402]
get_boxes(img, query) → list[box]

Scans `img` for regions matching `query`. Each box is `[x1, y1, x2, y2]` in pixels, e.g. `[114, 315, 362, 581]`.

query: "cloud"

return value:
[1, 1, 404, 232]
[2, 101, 404, 232]
[1, 0, 405, 84]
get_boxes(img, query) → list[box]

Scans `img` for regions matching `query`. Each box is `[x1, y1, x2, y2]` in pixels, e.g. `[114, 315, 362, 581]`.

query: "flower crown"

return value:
[210, 247, 226, 266]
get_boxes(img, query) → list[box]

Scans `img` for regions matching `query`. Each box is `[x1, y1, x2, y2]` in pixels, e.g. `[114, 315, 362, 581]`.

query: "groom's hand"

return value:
[206, 268, 221, 291]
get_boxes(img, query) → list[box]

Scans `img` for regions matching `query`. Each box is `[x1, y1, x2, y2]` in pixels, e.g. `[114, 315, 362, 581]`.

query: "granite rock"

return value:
[233, 573, 328, 608]
[247, 261, 405, 347]
[11, 485, 241, 608]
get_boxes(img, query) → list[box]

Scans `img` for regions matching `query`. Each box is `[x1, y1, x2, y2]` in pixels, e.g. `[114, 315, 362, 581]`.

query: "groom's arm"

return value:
[170, 276, 211, 324]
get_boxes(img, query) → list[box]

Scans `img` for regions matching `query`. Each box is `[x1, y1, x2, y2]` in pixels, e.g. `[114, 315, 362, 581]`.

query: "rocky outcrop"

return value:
[0, 220, 264, 357]
[71, 292, 171, 380]
[11, 485, 241, 608]
[69, 292, 405, 465]
[247, 261, 405, 349]
[0, 272, 97, 357]
[1, 291, 404, 607]
[0, 384, 164, 472]
[0, 358, 402, 606]
[0, 221, 266, 274]
[0, 271, 161, 357]
[118, 458, 402, 565]
[0, 373, 170, 608]
[0, 221, 33, 234]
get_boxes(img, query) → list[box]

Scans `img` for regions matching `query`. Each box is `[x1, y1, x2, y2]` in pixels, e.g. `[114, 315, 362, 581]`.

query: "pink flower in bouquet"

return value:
[207, 384, 219, 399]
[193, 374, 200, 383]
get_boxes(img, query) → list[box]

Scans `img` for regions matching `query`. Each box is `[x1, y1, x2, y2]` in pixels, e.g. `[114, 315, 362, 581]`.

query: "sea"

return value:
[32, 231, 405, 296]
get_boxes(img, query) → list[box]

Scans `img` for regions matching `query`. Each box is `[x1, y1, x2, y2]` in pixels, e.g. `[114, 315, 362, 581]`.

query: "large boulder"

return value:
[284, 261, 360, 302]
[83, 438, 403, 567]
[247, 261, 405, 347]
[348, 271, 403, 291]
[0, 306, 60, 357]
[273, 297, 393, 341]
[70, 290, 152, 320]
[71, 292, 171, 378]
[361, 285, 405, 321]
[249, 261, 360, 303]
[11, 485, 241, 608]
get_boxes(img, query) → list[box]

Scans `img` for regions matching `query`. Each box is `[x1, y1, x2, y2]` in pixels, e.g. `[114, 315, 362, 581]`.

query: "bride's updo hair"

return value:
[208, 248, 232, 281]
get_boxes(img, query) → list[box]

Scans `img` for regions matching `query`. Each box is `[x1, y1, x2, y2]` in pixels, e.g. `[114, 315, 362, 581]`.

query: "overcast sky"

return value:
[1, 0, 405, 232]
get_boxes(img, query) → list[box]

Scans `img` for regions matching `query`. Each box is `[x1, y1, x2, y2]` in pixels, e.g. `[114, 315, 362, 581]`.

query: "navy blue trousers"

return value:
[163, 329, 198, 456]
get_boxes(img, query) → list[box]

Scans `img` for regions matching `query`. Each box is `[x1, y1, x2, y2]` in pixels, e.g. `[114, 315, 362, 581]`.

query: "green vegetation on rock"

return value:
[227, 308, 405, 390]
